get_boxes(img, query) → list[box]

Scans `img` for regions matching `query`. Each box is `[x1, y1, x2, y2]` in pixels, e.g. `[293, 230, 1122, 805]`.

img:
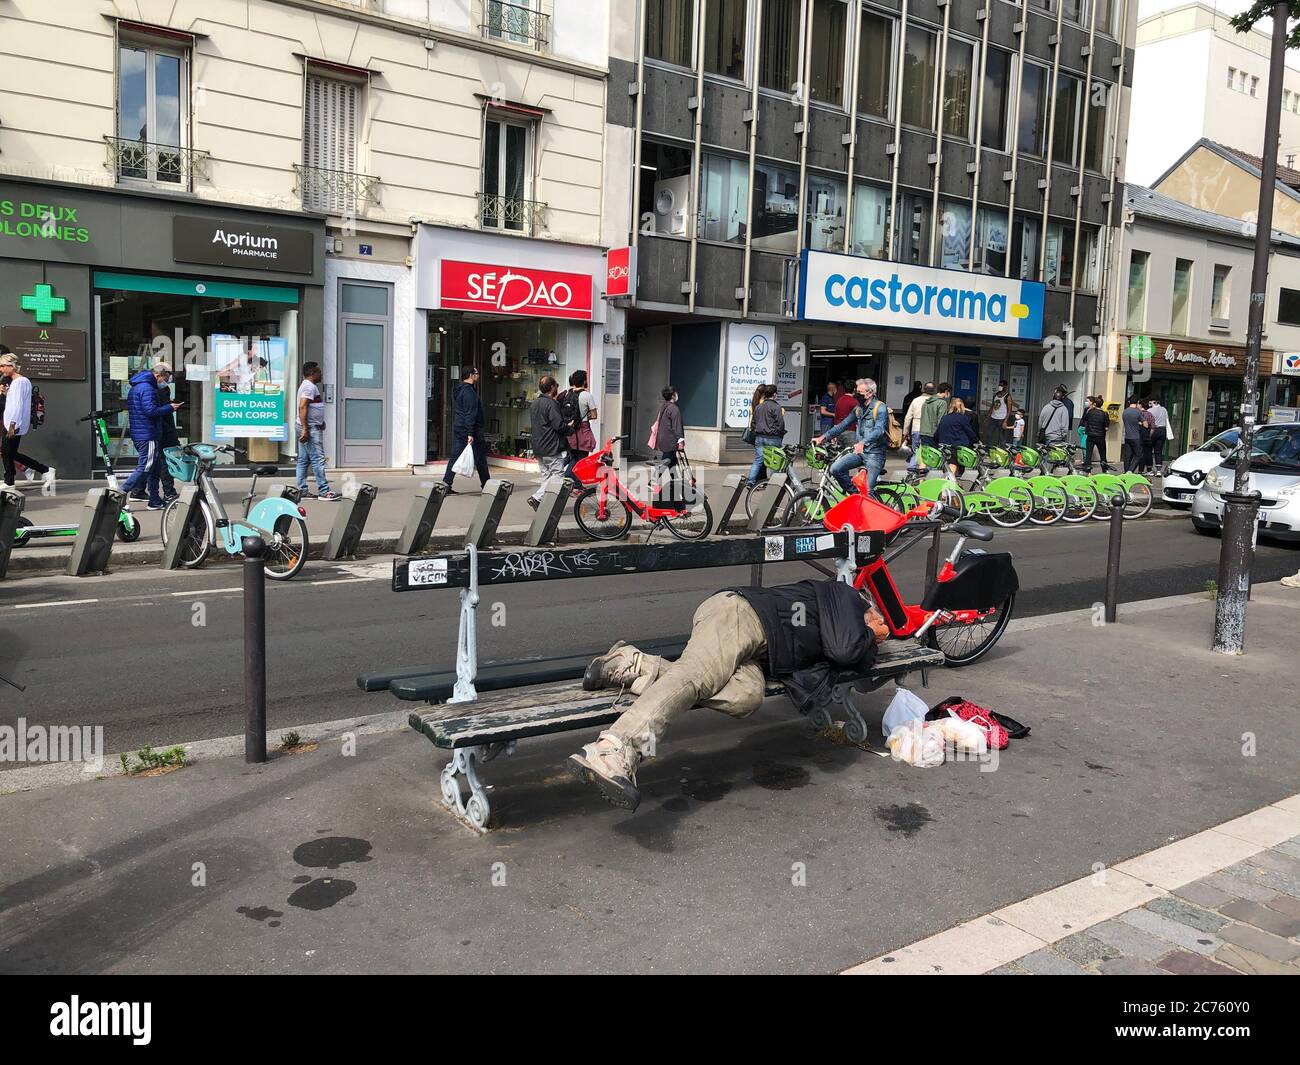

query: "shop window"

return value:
[639, 140, 694, 237]
[939, 200, 972, 270]
[760, 0, 803, 92]
[805, 174, 848, 251]
[1052, 73, 1081, 167]
[481, 113, 538, 234]
[809, 0, 849, 106]
[115, 38, 190, 185]
[302, 73, 363, 214]
[850, 183, 889, 259]
[646, 0, 693, 67]
[1211, 264, 1231, 323]
[1127, 250, 1149, 331]
[856, 9, 892, 119]
[1278, 287, 1300, 326]
[900, 25, 937, 129]
[1172, 259, 1194, 334]
[699, 152, 749, 244]
[941, 37, 975, 140]
[973, 207, 1010, 275]
[1017, 61, 1049, 157]
[981, 47, 1012, 152]
[893, 193, 932, 266]
[751, 160, 801, 253]
[704, 0, 747, 80]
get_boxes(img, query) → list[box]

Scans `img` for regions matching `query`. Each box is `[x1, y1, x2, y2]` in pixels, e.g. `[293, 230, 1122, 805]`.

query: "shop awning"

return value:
[94, 272, 300, 305]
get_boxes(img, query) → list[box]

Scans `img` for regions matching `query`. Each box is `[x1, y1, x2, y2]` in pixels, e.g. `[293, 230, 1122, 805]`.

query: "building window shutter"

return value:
[304, 73, 359, 212]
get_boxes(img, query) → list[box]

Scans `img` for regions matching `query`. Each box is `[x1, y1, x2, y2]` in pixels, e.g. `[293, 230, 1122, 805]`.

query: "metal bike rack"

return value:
[524, 476, 571, 547]
[66, 488, 125, 576]
[322, 481, 378, 561]
[0, 485, 24, 580]
[714, 473, 746, 534]
[747, 472, 789, 532]
[397, 482, 448, 556]
[160, 483, 205, 571]
[465, 479, 512, 549]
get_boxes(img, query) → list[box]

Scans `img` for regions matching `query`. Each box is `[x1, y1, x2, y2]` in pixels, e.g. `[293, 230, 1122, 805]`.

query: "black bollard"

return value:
[1104, 494, 1124, 624]
[243, 535, 267, 764]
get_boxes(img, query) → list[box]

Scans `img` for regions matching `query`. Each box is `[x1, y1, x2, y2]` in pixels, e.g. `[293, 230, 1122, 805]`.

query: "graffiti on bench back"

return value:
[490, 550, 602, 581]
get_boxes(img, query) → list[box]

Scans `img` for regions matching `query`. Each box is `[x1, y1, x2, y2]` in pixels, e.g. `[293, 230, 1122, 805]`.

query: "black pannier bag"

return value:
[921, 551, 1018, 613]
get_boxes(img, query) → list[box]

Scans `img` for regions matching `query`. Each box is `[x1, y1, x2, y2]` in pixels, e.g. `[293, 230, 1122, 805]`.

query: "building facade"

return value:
[0, 0, 610, 478]
[601, 0, 1136, 463]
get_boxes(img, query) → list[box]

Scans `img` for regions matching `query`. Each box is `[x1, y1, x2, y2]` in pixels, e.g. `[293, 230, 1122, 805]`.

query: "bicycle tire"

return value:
[161, 498, 212, 568]
[926, 592, 1015, 666]
[987, 483, 1034, 528]
[1027, 488, 1065, 526]
[1123, 482, 1153, 519]
[744, 478, 795, 525]
[1060, 481, 1098, 523]
[874, 484, 910, 515]
[263, 515, 309, 580]
[573, 485, 634, 540]
[663, 496, 713, 541]
[786, 487, 830, 525]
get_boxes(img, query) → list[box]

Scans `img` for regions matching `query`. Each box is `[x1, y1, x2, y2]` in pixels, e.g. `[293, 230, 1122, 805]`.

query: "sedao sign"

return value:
[605, 246, 636, 299]
[439, 260, 594, 321]
[798, 249, 1046, 342]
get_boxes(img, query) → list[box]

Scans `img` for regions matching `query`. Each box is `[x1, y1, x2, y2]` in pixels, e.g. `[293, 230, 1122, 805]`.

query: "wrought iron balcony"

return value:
[482, 0, 550, 48]
[105, 136, 210, 187]
[293, 164, 382, 216]
[478, 192, 548, 235]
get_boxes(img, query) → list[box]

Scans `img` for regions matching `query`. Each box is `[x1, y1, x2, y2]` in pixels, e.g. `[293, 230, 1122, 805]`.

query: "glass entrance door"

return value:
[338, 281, 391, 467]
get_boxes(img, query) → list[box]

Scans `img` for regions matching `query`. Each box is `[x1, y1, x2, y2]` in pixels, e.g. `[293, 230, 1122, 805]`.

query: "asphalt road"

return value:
[1, 514, 1297, 758]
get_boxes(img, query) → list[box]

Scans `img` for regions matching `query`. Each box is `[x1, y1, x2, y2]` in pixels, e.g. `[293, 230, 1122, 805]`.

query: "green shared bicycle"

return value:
[1041, 443, 1154, 519]
[875, 445, 1035, 528]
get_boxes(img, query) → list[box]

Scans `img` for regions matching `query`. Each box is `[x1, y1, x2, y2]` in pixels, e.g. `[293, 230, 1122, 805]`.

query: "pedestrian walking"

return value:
[817, 381, 840, 435]
[902, 379, 923, 413]
[295, 361, 338, 501]
[985, 380, 1011, 445]
[963, 395, 982, 443]
[443, 365, 490, 493]
[562, 369, 598, 480]
[652, 386, 685, 468]
[938, 397, 979, 476]
[1080, 395, 1110, 473]
[1038, 387, 1072, 445]
[155, 373, 182, 503]
[833, 379, 857, 426]
[902, 383, 932, 469]
[746, 383, 785, 487]
[0, 349, 55, 489]
[527, 374, 569, 511]
[918, 382, 951, 460]
[1147, 396, 1170, 471]
[1138, 400, 1156, 473]
[1121, 396, 1145, 473]
[120, 362, 183, 508]
[814, 377, 889, 493]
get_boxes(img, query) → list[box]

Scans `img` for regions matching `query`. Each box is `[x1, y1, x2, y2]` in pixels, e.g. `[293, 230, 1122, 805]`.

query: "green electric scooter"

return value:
[12, 410, 143, 547]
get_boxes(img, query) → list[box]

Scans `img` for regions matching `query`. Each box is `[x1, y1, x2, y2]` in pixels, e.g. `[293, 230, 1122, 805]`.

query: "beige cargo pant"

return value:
[607, 592, 768, 759]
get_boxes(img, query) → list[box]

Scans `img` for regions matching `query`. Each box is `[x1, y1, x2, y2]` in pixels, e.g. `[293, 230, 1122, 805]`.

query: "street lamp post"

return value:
[1213, 1, 1291, 654]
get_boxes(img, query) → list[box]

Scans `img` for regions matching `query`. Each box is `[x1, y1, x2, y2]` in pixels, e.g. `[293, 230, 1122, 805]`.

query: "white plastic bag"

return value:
[936, 713, 988, 756]
[451, 443, 476, 479]
[882, 686, 929, 742]
[886, 722, 945, 768]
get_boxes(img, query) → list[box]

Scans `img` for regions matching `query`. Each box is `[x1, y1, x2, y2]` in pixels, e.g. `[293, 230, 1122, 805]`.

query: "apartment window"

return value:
[1012, 215, 1041, 280]
[639, 140, 693, 237]
[752, 160, 801, 253]
[1172, 258, 1193, 334]
[1250, 76, 1259, 97]
[1286, 90, 1293, 112]
[1045, 221, 1075, 288]
[981, 48, 1012, 151]
[805, 174, 848, 251]
[1079, 226, 1102, 292]
[760, 0, 803, 92]
[1211, 264, 1231, 321]
[484, 1, 547, 47]
[1052, 73, 1081, 166]
[1278, 287, 1300, 325]
[482, 114, 535, 233]
[856, 9, 892, 119]
[1082, 82, 1108, 173]
[116, 38, 188, 184]
[1228, 67, 1237, 89]
[851, 183, 890, 259]
[1238, 71, 1247, 92]
[302, 73, 364, 214]
[973, 207, 1010, 274]
[941, 37, 976, 140]
[901, 25, 938, 129]
[646, 0, 693, 68]
[809, 0, 849, 105]
[1127, 250, 1149, 331]
[699, 152, 749, 244]
[1018, 61, 1050, 157]
[704, 0, 747, 80]
[1062, 0, 1082, 22]
[938, 200, 972, 269]
[894, 193, 932, 265]
[1086, 0, 1114, 34]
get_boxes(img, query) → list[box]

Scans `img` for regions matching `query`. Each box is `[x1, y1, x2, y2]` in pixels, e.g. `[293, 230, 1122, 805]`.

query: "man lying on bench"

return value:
[570, 580, 891, 811]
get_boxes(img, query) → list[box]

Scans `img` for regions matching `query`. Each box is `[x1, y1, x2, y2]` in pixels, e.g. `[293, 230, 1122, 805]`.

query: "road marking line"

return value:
[310, 577, 379, 586]
[13, 598, 99, 610]
[170, 587, 242, 596]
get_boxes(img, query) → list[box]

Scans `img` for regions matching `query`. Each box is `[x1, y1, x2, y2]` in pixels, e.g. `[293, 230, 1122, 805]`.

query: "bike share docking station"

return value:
[0, 485, 24, 580]
[397, 482, 450, 556]
[466, 479, 512, 550]
[66, 488, 127, 577]
[160, 484, 205, 571]
[322, 480, 379, 561]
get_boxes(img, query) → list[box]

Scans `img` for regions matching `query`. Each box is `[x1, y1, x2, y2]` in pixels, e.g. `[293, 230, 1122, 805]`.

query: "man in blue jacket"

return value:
[122, 363, 183, 509]
[814, 377, 889, 494]
[443, 365, 489, 493]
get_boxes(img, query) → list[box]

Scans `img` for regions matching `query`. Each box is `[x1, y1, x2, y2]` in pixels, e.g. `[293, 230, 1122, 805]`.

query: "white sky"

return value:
[1138, 0, 1257, 17]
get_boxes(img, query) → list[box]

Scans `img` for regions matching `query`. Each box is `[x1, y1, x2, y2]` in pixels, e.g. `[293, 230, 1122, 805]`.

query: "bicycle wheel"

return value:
[161, 498, 212, 568]
[117, 511, 142, 542]
[573, 485, 633, 540]
[1028, 488, 1065, 526]
[664, 496, 713, 541]
[786, 487, 830, 525]
[1123, 482, 1153, 519]
[987, 483, 1033, 528]
[927, 593, 1015, 666]
[263, 515, 308, 581]
[874, 484, 910, 515]
[744, 479, 793, 525]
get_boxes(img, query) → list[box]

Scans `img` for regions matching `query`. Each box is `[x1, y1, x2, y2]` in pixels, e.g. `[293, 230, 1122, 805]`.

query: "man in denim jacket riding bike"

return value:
[814, 377, 889, 494]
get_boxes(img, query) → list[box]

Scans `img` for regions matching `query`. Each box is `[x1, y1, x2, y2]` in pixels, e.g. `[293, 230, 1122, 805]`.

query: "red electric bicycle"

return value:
[820, 480, 1018, 666]
[570, 436, 714, 541]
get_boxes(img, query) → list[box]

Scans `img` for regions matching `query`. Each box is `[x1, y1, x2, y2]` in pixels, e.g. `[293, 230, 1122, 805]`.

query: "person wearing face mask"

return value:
[813, 377, 889, 494]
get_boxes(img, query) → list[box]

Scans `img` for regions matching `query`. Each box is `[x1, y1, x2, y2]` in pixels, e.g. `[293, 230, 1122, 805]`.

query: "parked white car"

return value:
[1161, 429, 1241, 506]
[1190, 423, 1300, 543]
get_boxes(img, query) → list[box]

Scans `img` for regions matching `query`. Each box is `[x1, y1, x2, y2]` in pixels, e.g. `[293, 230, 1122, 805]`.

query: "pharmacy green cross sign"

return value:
[20, 283, 68, 325]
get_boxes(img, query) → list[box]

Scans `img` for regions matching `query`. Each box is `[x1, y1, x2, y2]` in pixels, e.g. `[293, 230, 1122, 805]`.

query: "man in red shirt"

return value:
[833, 381, 857, 426]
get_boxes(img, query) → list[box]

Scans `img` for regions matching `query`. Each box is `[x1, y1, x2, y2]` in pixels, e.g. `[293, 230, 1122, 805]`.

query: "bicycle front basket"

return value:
[1016, 446, 1041, 467]
[985, 445, 1010, 467]
[956, 446, 980, 469]
[805, 444, 829, 470]
[1046, 445, 1069, 463]
[918, 444, 945, 468]
[163, 446, 198, 483]
[761, 444, 789, 472]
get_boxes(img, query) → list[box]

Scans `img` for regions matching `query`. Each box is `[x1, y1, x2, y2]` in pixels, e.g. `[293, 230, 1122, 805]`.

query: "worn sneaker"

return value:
[147, 502, 167, 511]
[526, 496, 540, 511]
[128, 493, 149, 502]
[582, 640, 645, 690]
[1281, 571, 1300, 589]
[317, 491, 340, 501]
[569, 732, 641, 811]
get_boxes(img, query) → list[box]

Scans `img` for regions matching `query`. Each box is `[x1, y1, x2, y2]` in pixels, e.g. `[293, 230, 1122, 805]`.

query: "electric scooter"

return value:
[12, 410, 143, 547]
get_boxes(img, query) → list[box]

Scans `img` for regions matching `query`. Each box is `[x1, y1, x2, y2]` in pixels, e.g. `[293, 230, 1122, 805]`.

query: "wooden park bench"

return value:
[359, 529, 945, 831]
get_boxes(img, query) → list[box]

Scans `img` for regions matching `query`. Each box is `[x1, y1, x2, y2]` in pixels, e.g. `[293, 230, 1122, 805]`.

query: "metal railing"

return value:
[482, 0, 549, 48]
[293, 164, 382, 215]
[478, 191, 547, 235]
[105, 136, 210, 187]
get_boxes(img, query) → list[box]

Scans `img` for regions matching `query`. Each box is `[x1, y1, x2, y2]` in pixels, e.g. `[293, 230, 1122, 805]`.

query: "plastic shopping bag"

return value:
[935, 713, 988, 756]
[882, 686, 929, 742]
[451, 443, 476, 479]
[886, 722, 946, 768]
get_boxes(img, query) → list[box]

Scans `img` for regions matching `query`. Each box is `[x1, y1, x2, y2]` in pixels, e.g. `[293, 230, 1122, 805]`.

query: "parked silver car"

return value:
[1190, 423, 1300, 542]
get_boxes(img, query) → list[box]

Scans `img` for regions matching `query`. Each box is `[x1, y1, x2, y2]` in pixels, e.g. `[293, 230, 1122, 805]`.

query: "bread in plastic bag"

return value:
[886, 722, 946, 768]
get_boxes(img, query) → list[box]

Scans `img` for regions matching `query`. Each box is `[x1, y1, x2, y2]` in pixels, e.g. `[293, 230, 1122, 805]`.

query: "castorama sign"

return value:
[797, 249, 1045, 342]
